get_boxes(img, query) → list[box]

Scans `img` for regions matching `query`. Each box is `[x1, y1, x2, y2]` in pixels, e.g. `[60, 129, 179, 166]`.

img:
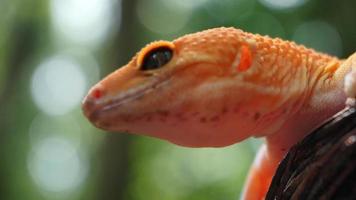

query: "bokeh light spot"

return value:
[204, 0, 256, 23]
[136, 0, 192, 35]
[292, 21, 342, 56]
[259, 0, 308, 10]
[29, 114, 83, 148]
[165, 0, 209, 9]
[31, 55, 87, 116]
[142, 143, 253, 197]
[27, 137, 88, 193]
[50, 0, 118, 46]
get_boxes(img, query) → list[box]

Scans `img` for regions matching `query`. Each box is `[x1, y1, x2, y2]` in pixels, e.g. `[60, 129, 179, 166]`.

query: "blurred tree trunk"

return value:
[97, 0, 141, 199]
[0, 0, 49, 199]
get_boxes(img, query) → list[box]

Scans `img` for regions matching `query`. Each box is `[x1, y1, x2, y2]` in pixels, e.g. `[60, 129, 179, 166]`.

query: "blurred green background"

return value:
[0, 0, 355, 199]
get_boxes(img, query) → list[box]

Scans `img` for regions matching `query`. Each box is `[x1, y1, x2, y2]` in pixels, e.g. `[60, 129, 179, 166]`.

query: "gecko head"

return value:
[83, 27, 295, 147]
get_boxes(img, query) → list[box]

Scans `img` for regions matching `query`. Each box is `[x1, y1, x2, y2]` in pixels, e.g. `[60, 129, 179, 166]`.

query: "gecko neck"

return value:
[266, 57, 347, 161]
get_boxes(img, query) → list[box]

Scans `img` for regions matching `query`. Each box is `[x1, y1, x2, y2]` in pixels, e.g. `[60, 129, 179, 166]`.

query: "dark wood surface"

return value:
[266, 107, 356, 200]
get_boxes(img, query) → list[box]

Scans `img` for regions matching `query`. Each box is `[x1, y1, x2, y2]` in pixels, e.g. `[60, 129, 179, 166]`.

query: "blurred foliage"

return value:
[0, 0, 355, 200]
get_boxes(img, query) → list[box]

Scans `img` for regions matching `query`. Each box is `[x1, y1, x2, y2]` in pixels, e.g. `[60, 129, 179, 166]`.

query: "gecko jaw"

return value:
[82, 75, 170, 127]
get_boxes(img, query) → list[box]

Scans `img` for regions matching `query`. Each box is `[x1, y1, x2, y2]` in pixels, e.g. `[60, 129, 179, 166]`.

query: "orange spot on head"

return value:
[237, 44, 252, 72]
[92, 88, 102, 99]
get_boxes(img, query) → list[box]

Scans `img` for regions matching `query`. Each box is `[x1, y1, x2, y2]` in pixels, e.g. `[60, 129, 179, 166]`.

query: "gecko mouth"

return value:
[82, 75, 170, 124]
[101, 77, 170, 112]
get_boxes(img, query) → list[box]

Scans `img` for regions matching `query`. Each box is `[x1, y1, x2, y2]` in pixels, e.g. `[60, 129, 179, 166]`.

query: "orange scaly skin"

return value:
[82, 27, 356, 200]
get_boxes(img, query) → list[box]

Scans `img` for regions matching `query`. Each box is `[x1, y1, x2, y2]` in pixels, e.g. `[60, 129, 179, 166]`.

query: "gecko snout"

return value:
[82, 86, 106, 123]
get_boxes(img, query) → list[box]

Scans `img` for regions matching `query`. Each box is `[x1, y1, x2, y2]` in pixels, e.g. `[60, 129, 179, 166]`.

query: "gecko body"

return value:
[82, 27, 356, 200]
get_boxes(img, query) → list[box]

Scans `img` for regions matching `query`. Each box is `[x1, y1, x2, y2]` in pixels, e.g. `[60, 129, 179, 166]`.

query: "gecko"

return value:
[82, 27, 356, 200]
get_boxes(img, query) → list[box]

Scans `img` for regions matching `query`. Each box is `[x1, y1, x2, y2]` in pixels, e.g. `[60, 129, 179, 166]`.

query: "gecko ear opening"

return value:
[137, 41, 175, 71]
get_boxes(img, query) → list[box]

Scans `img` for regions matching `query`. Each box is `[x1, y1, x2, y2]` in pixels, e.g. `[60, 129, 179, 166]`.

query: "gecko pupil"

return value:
[141, 47, 173, 70]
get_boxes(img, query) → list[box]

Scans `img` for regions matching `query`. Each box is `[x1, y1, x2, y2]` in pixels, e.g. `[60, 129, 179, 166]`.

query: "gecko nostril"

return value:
[92, 88, 103, 99]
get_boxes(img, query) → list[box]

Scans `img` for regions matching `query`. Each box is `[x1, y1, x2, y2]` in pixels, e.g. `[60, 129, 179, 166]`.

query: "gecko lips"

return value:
[82, 83, 153, 131]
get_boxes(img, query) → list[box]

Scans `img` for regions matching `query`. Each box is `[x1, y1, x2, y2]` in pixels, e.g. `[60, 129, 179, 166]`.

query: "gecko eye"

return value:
[141, 47, 173, 70]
